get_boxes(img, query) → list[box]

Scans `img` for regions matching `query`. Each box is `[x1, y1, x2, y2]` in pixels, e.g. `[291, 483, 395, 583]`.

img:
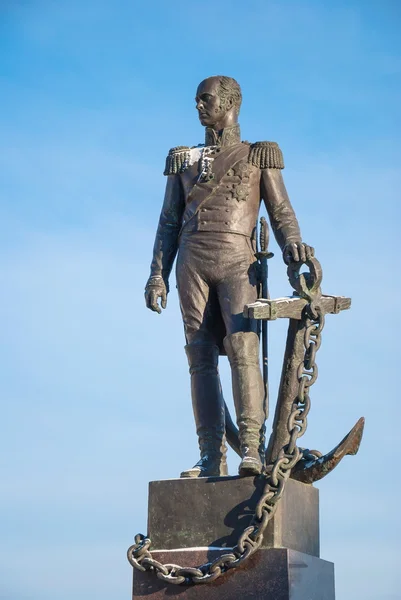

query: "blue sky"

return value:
[0, 1, 400, 599]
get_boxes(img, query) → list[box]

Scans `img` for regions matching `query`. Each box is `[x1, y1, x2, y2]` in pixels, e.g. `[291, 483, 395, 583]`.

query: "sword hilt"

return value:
[256, 217, 274, 260]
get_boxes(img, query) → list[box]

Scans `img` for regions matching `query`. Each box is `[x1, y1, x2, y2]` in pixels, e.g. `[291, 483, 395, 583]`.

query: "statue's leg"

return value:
[217, 235, 264, 476]
[224, 332, 264, 476]
[176, 238, 228, 478]
[180, 343, 228, 478]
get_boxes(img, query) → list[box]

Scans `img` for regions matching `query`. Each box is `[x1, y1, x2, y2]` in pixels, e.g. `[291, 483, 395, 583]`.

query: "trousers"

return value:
[176, 231, 259, 350]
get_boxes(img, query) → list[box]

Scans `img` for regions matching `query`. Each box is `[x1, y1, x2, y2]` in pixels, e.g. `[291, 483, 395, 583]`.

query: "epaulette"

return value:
[163, 146, 191, 176]
[248, 141, 284, 169]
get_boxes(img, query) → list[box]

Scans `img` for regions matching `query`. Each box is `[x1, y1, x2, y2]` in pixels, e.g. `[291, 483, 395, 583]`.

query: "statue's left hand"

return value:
[283, 242, 315, 264]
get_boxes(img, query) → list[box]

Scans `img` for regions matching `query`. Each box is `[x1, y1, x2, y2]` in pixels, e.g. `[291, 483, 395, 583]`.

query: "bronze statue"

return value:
[129, 76, 365, 588]
[145, 75, 314, 478]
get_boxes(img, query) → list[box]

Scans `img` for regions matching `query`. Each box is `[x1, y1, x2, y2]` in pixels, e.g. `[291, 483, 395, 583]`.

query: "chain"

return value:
[128, 260, 325, 585]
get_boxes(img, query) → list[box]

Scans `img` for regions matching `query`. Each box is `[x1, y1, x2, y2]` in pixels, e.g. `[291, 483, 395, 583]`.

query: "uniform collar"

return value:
[204, 124, 241, 147]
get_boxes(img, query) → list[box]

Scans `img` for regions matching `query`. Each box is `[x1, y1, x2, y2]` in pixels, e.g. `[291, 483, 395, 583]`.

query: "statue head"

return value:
[195, 76, 242, 130]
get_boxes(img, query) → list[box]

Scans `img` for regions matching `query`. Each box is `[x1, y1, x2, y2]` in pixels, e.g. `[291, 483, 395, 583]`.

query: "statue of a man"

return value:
[145, 76, 314, 478]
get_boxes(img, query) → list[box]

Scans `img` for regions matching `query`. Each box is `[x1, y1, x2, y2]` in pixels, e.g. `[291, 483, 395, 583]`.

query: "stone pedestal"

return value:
[133, 548, 335, 599]
[132, 477, 335, 599]
[148, 477, 319, 556]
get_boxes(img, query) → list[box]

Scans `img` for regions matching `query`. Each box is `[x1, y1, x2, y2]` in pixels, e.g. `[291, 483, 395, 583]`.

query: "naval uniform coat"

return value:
[149, 125, 301, 353]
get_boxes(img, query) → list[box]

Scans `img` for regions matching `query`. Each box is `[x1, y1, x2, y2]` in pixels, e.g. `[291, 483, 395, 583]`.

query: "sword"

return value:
[255, 217, 274, 446]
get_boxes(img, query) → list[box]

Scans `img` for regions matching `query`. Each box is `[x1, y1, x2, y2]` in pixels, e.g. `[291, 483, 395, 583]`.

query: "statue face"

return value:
[195, 78, 228, 127]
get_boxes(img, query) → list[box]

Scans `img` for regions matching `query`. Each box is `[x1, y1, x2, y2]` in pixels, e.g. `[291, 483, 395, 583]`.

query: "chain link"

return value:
[128, 259, 325, 585]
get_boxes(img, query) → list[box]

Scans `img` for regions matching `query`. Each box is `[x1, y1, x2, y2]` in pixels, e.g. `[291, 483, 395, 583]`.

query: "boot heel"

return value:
[239, 456, 262, 477]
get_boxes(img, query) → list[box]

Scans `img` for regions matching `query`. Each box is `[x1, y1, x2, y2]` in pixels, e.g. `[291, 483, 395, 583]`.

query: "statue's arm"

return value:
[145, 175, 185, 313]
[260, 168, 314, 263]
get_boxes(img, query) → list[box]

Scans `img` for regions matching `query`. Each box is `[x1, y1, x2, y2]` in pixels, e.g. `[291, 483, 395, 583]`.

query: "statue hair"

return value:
[216, 76, 242, 114]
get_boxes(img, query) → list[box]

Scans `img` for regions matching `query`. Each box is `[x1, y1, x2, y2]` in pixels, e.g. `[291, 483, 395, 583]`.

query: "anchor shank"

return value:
[265, 318, 305, 464]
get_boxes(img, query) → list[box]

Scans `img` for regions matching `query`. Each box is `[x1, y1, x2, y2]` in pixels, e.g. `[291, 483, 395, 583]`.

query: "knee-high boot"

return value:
[224, 332, 265, 476]
[180, 344, 228, 478]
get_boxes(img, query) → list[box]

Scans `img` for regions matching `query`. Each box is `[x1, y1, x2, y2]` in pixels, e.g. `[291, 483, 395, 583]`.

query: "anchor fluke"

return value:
[291, 417, 365, 484]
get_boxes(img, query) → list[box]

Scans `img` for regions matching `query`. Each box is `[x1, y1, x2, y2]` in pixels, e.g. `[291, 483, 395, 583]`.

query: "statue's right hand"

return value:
[144, 276, 168, 314]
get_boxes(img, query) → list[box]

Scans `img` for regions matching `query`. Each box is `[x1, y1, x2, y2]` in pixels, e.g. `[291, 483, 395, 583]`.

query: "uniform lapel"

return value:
[181, 143, 250, 229]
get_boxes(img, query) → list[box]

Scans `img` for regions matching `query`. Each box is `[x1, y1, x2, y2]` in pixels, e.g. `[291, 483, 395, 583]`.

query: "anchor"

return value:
[220, 254, 365, 482]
